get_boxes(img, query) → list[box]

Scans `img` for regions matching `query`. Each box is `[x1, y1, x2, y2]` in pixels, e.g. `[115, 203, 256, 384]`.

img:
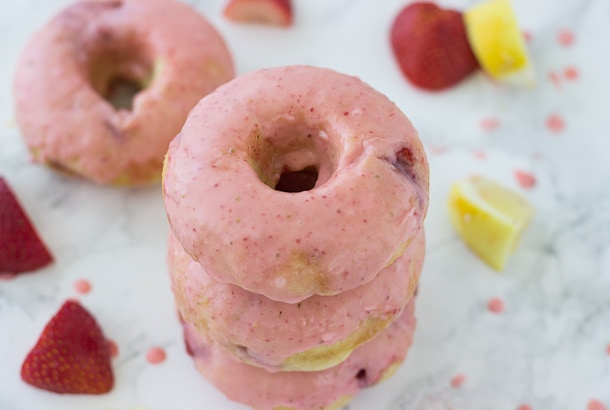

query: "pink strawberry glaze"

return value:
[564, 66, 579, 81]
[107, 339, 119, 358]
[14, 0, 234, 185]
[588, 400, 607, 410]
[450, 373, 466, 388]
[546, 114, 566, 133]
[487, 297, 505, 314]
[557, 29, 575, 47]
[146, 347, 166, 364]
[163, 65, 429, 303]
[168, 230, 424, 372]
[73, 279, 91, 294]
[480, 117, 500, 132]
[514, 170, 536, 189]
[183, 298, 416, 410]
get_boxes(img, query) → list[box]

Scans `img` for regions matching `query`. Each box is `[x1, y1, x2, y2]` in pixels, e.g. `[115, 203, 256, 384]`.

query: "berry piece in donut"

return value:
[21, 300, 114, 394]
[0, 177, 53, 275]
[390, 2, 479, 90]
[223, 0, 293, 26]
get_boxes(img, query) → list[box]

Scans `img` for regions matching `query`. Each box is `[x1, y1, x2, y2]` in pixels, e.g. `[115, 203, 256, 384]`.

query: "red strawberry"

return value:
[223, 0, 293, 27]
[21, 300, 114, 394]
[390, 2, 479, 91]
[0, 177, 53, 274]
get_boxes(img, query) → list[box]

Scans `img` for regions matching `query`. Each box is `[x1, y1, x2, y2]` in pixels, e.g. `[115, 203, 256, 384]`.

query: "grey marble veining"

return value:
[1, 0, 610, 409]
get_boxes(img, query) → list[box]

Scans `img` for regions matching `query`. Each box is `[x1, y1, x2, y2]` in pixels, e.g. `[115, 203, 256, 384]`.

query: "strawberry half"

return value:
[0, 177, 53, 274]
[223, 0, 293, 27]
[390, 2, 479, 91]
[21, 300, 114, 394]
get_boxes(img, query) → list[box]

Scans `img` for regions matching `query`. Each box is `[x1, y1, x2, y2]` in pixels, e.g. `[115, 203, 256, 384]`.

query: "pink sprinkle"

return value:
[450, 373, 466, 388]
[557, 30, 575, 47]
[546, 114, 566, 133]
[146, 346, 166, 364]
[588, 400, 607, 410]
[487, 297, 505, 314]
[548, 71, 562, 88]
[606, 343, 610, 355]
[428, 145, 448, 155]
[473, 150, 487, 160]
[73, 279, 91, 294]
[0, 273, 17, 281]
[564, 66, 579, 81]
[480, 117, 500, 131]
[514, 170, 537, 189]
[517, 405, 533, 410]
[107, 339, 119, 358]
[522, 30, 532, 43]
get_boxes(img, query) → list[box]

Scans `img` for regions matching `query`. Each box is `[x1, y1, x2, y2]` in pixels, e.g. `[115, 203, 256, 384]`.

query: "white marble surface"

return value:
[1, 0, 610, 409]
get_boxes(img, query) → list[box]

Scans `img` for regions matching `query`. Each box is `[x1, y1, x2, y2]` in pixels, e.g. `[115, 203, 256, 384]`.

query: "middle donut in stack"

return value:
[163, 65, 429, 408]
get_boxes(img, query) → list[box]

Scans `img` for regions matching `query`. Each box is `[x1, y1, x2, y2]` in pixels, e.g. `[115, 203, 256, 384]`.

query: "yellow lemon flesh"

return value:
[464, 0, 535, 86]
[448, 175, 534, 270]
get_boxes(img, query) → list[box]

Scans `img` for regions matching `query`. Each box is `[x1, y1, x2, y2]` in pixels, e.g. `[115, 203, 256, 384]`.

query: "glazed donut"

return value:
[168, 230, 424, 372]
[182, 297, 416, 410]
[163, 65, 429, 302]
[14, 0, 234, 185]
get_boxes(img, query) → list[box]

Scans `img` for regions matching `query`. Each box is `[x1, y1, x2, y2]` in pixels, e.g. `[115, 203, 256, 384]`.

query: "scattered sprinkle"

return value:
[522, 30, 532, 43]
[606, 343, 610, 355]
[517, 405, 533, 410]
[473, 150, 487, 160]
[450, 373, 466, 388]
[588, 400, 607, 410]
[557, 29, 575, 47]
[564, 66, 579, 81]
[546, 114, 565, 133]
[108, 339, 119, 358]
[514, 170, 537, 189]
[487, 297, 505, 314]
[146, 347, 166, 364]
[548, 71, 562, 88]
[74, 279, 92, 294]
[480, 117, 500, 131]
[428, 145, 449, 155]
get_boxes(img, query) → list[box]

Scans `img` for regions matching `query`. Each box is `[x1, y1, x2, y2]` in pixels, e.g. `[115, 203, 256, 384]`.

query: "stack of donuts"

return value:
[163, 65, 429, 410]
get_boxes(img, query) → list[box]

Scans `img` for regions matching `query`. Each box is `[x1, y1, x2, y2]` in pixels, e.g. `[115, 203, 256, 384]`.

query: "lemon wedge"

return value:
[448, 175, 534, 270]
[464, 0, 535, 86]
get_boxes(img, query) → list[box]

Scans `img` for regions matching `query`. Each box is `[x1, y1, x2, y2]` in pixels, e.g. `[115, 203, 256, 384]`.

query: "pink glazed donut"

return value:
[182, 297, 416, 410]
[168, 230, 424, 372]
[163, 65, 429, 302]
[14, 0, 234, 185]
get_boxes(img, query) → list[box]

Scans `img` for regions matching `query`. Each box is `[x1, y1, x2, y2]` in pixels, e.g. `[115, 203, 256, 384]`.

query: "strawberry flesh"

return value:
[21, 300, 114, 394]
[0, 177, 53, 274]
[224, 0, 293, 26]
[391, 2, 479, 90]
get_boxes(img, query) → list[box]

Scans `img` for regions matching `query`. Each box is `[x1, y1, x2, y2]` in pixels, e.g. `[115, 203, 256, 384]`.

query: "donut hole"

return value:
[104, 76, 143, 111]
[275, 166, 319, 193]
[87, 38, 154, 112]
[247, 125, 337, 193]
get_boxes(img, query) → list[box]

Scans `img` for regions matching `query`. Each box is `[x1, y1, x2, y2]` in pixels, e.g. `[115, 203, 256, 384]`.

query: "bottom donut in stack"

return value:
[167, 233, 424, 410]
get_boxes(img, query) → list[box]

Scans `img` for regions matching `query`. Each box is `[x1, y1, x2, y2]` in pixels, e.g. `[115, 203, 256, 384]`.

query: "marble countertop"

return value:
[1, 0, 610, 409]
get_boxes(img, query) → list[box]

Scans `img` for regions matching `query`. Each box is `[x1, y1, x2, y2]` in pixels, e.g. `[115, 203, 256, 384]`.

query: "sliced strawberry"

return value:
[390, 2, 479, 91]
[21, 300, 114, 394]
[223, 0, 293, 27]
[0, 177, 53, 274]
